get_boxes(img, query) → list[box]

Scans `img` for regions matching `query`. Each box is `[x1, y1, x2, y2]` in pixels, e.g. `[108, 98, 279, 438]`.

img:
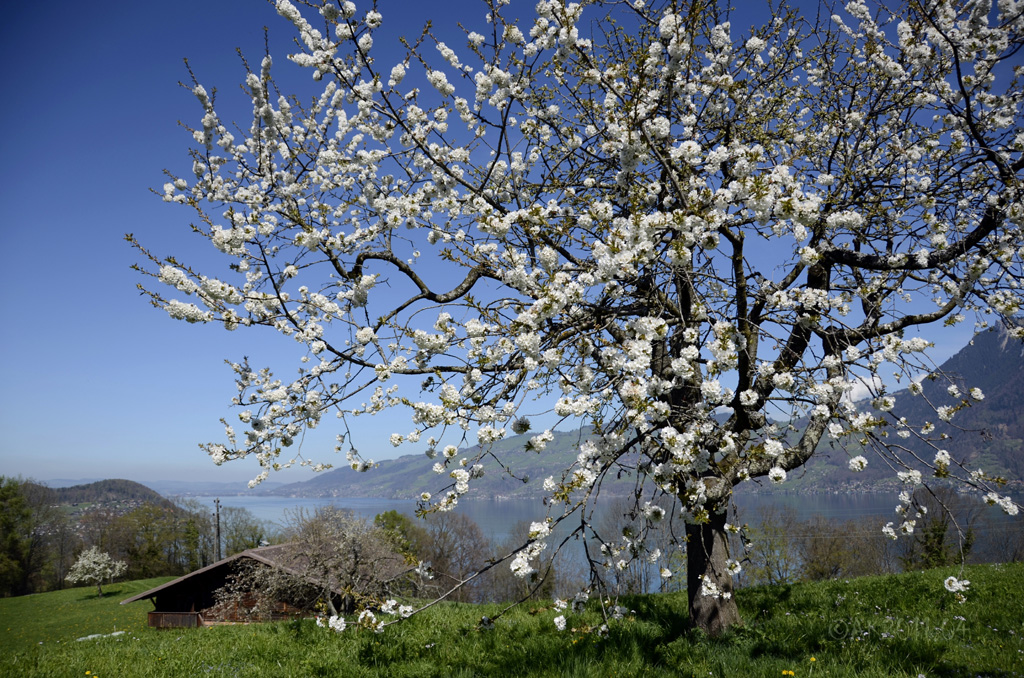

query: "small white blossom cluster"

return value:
[897, 470, 922, 485]
[890, 489, 927, 537]
[944, 576, 970, 593]
[698, 575, 731, 600]
[316, 614, 347, 633]
[944, 576, 970, 603]
[510, 540, 547, 578]
[316, 599, 414, 636]
[984, 492, 1019, 516]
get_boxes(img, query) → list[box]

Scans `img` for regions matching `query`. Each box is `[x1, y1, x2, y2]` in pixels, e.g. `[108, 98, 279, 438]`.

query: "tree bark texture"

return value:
[686, 510, 740, 636]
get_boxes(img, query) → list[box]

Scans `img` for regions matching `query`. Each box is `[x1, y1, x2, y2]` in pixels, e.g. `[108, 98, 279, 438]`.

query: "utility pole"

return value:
[214, 498, 222, 561]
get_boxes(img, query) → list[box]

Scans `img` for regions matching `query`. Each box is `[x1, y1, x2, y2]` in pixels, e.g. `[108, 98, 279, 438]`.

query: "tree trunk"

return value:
[686, 510, 740, 636]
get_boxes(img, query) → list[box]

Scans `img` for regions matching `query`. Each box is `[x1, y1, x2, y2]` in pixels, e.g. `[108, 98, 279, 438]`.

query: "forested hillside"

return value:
[0, 477, 272, 598]
[787, 325, 1024, 492]
[41, 479, 170, 507]
[891, 325, 1024, 479]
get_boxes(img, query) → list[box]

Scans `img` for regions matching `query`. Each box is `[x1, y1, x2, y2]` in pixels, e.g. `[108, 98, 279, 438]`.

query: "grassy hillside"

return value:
[0, 577, 174, 655]
[2, 564, 1021, 676]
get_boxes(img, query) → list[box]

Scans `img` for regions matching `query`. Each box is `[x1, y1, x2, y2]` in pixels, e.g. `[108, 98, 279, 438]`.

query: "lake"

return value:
[189, 490, 909, 542]
[186, 488, 1022, 581]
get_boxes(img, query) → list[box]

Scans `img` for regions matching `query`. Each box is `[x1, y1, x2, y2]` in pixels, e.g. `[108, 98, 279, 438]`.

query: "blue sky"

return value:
[0, 0, 477, 486]
[0, 0, 982, 488]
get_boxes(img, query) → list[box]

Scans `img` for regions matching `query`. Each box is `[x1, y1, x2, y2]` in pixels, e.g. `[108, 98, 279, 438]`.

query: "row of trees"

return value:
[0, 477, 273, 597]
[6, 470, 1021, 616]
[217, 487, 1024, 623]
[741, 488, 1024, 587]
[0, 474, 567, 604]
[0, 477, 79, 596]
[210, 505, 568, 620]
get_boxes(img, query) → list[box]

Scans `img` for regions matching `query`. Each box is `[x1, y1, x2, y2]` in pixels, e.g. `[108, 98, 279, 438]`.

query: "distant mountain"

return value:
[24, 479, 178, 518]
[43, 478, 106, 488]
[142, 479, 285, 497]
[38, 478, 285, 497]
[895, 325, 1024, 480]
[38, 478, 171, 506]
[776, 325, 1024, 491]
[263, 428, 607, 500]
[261, 328, 1024, 499]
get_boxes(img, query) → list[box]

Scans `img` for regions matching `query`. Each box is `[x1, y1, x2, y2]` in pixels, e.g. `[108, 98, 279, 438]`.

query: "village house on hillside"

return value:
[121, 543, 345, 628]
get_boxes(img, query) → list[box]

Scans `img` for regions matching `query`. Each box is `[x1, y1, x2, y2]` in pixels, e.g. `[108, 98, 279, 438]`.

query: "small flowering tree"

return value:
[131, 0, 1023, 635]
[66, 546, 127, 597]
[213, 507, 407, 619]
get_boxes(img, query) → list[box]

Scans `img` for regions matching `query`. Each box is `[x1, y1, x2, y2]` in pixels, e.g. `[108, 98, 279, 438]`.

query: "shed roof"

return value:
[120, 543, 316, 605]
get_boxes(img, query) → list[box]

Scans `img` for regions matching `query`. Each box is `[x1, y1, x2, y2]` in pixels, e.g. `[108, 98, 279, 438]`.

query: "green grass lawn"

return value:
[0, 577, 174, 655]
[1, 565, 1021, 677]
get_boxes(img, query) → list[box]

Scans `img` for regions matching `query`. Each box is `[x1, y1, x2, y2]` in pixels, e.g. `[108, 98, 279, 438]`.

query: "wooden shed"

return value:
[120, 543, 336, 628]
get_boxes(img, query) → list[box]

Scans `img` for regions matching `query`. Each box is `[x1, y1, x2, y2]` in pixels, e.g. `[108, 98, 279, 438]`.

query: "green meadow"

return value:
[2, 564, 1021, 677]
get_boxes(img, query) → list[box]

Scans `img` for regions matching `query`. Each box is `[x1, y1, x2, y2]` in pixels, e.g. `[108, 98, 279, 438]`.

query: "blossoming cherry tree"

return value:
[132, 0, 1023, 635]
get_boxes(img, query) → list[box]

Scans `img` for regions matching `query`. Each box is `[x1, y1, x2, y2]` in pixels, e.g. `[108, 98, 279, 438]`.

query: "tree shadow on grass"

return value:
[345, 595, 695, 677]
[75, 587, 126, 602]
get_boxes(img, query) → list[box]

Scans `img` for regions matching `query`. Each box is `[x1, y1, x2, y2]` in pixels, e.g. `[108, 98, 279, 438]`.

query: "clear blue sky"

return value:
[0, 0, 484, 486]
[0, 0, 979, 487]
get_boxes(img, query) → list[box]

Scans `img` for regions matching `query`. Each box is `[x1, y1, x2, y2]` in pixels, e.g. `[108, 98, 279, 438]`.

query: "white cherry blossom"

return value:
[133, 0, 1024, 636]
